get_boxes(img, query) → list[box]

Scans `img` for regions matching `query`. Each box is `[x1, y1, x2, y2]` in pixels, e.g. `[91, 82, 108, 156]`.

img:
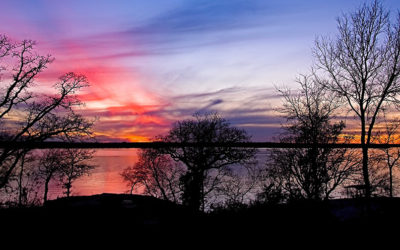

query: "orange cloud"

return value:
[33, 36, 170, 141]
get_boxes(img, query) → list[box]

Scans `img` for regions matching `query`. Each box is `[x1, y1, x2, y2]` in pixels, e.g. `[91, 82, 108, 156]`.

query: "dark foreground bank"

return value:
[1, 194, 399, 242]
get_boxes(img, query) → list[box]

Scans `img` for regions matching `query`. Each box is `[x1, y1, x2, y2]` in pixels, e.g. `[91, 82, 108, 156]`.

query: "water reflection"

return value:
[48, 149, 139, 199]
[47, 148, 269, 200]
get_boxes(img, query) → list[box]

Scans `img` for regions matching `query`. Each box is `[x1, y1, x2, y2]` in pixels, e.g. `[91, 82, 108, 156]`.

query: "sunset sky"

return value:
[2, 0, 400, 142]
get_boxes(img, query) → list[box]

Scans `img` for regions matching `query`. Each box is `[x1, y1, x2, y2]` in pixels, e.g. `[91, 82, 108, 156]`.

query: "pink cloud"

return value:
[2, 25, 172, 142]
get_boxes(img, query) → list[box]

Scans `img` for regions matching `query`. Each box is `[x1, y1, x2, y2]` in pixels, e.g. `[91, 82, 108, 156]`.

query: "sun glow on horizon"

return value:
[3, 0, 400, 142]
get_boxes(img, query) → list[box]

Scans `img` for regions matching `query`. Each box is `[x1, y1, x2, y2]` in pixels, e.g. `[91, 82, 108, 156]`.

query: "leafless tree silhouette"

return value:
[374, 117, 400, 197]
[0, 35, 93, 189]
[36, 149, 70, 202]
[160, 113, 256, 212]
[266, 76, 357, 200]
[59, 149, 95, 197]
[314, 1, 400, 197]
[121, 148, 184, 203]
[15, 152, 38, 206]
[214, 163, 264, 208]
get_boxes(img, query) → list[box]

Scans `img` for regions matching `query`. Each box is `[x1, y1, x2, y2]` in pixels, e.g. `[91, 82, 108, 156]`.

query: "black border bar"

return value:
[1, 141, 400, 149]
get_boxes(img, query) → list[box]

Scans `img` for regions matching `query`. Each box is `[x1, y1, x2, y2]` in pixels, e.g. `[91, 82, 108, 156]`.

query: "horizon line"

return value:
[1, 141, 400, 149]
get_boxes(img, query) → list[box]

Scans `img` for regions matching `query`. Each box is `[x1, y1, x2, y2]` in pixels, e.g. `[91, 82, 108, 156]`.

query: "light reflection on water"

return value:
[48, 149, 140, 199]
[47, 148, 268, 199]
[3, 148, 382, 202]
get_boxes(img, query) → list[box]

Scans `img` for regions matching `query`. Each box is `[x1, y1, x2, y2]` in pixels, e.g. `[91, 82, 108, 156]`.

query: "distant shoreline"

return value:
[2, 141, 400, 149]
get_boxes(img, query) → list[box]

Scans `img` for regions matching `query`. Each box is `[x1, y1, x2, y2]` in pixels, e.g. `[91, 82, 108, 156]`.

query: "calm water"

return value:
[45, 148, 363, 200]
[47, 149, 268, 199]
[48, 149, 140, 199]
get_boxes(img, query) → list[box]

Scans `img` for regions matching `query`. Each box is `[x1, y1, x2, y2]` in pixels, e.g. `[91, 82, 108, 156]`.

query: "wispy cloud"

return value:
[132, 0, 267, 34]
[97, 0, 275, 55]
[4, 0, 356, 142]
[76, 85, 282, 142]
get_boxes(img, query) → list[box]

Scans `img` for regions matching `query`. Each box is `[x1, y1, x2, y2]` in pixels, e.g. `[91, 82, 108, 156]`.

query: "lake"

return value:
[24, 148, 359, 201]
[47, 148, 269, 200]
[48, 149, 140, 199]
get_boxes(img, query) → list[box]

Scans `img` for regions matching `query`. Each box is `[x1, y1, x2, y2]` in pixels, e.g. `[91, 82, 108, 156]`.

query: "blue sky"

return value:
[2, 0, 400, 141]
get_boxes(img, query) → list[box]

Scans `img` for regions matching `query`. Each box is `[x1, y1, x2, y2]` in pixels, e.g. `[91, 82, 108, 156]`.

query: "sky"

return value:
[2, 0, 400, 142]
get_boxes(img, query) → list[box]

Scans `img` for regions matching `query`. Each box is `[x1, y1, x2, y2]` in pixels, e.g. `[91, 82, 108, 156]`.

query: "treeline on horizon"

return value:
[2, 1, 400, 212]
[5, 141, 400, 149]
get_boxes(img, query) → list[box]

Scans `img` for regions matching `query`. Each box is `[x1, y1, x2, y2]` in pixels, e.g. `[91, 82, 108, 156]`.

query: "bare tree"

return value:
[59, 149, 95, 198]
[15, 151, 39, 207]
[346, 154, 389, 198]
[121, 164, 147, 195]
[267, 76, 356, 200]
[0, 150, 42, 207]
[214, 163, 264, 208]
[160, 113, 257, 212]
[121, 148, 184, 203]
[314, 1, 400, 198]
[374, 117, 400, 197]
[36, 149, 69, 202]
[0, 34, 93, 189]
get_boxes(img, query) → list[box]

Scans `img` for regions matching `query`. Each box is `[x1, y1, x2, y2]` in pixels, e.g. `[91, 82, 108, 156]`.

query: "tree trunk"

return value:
[65, 180, 72, 197]
[43, 176, 51, 203]
[201, 173, 205, 212]
[182, 170, 203, 212]
[130, 184, 134, 195]
[18, 157, 24, 207]
[361, 115, 371, 199]
[389, 166, 393, 198]
[153, 167, 168, 201]
[362, 146, 371, 198]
